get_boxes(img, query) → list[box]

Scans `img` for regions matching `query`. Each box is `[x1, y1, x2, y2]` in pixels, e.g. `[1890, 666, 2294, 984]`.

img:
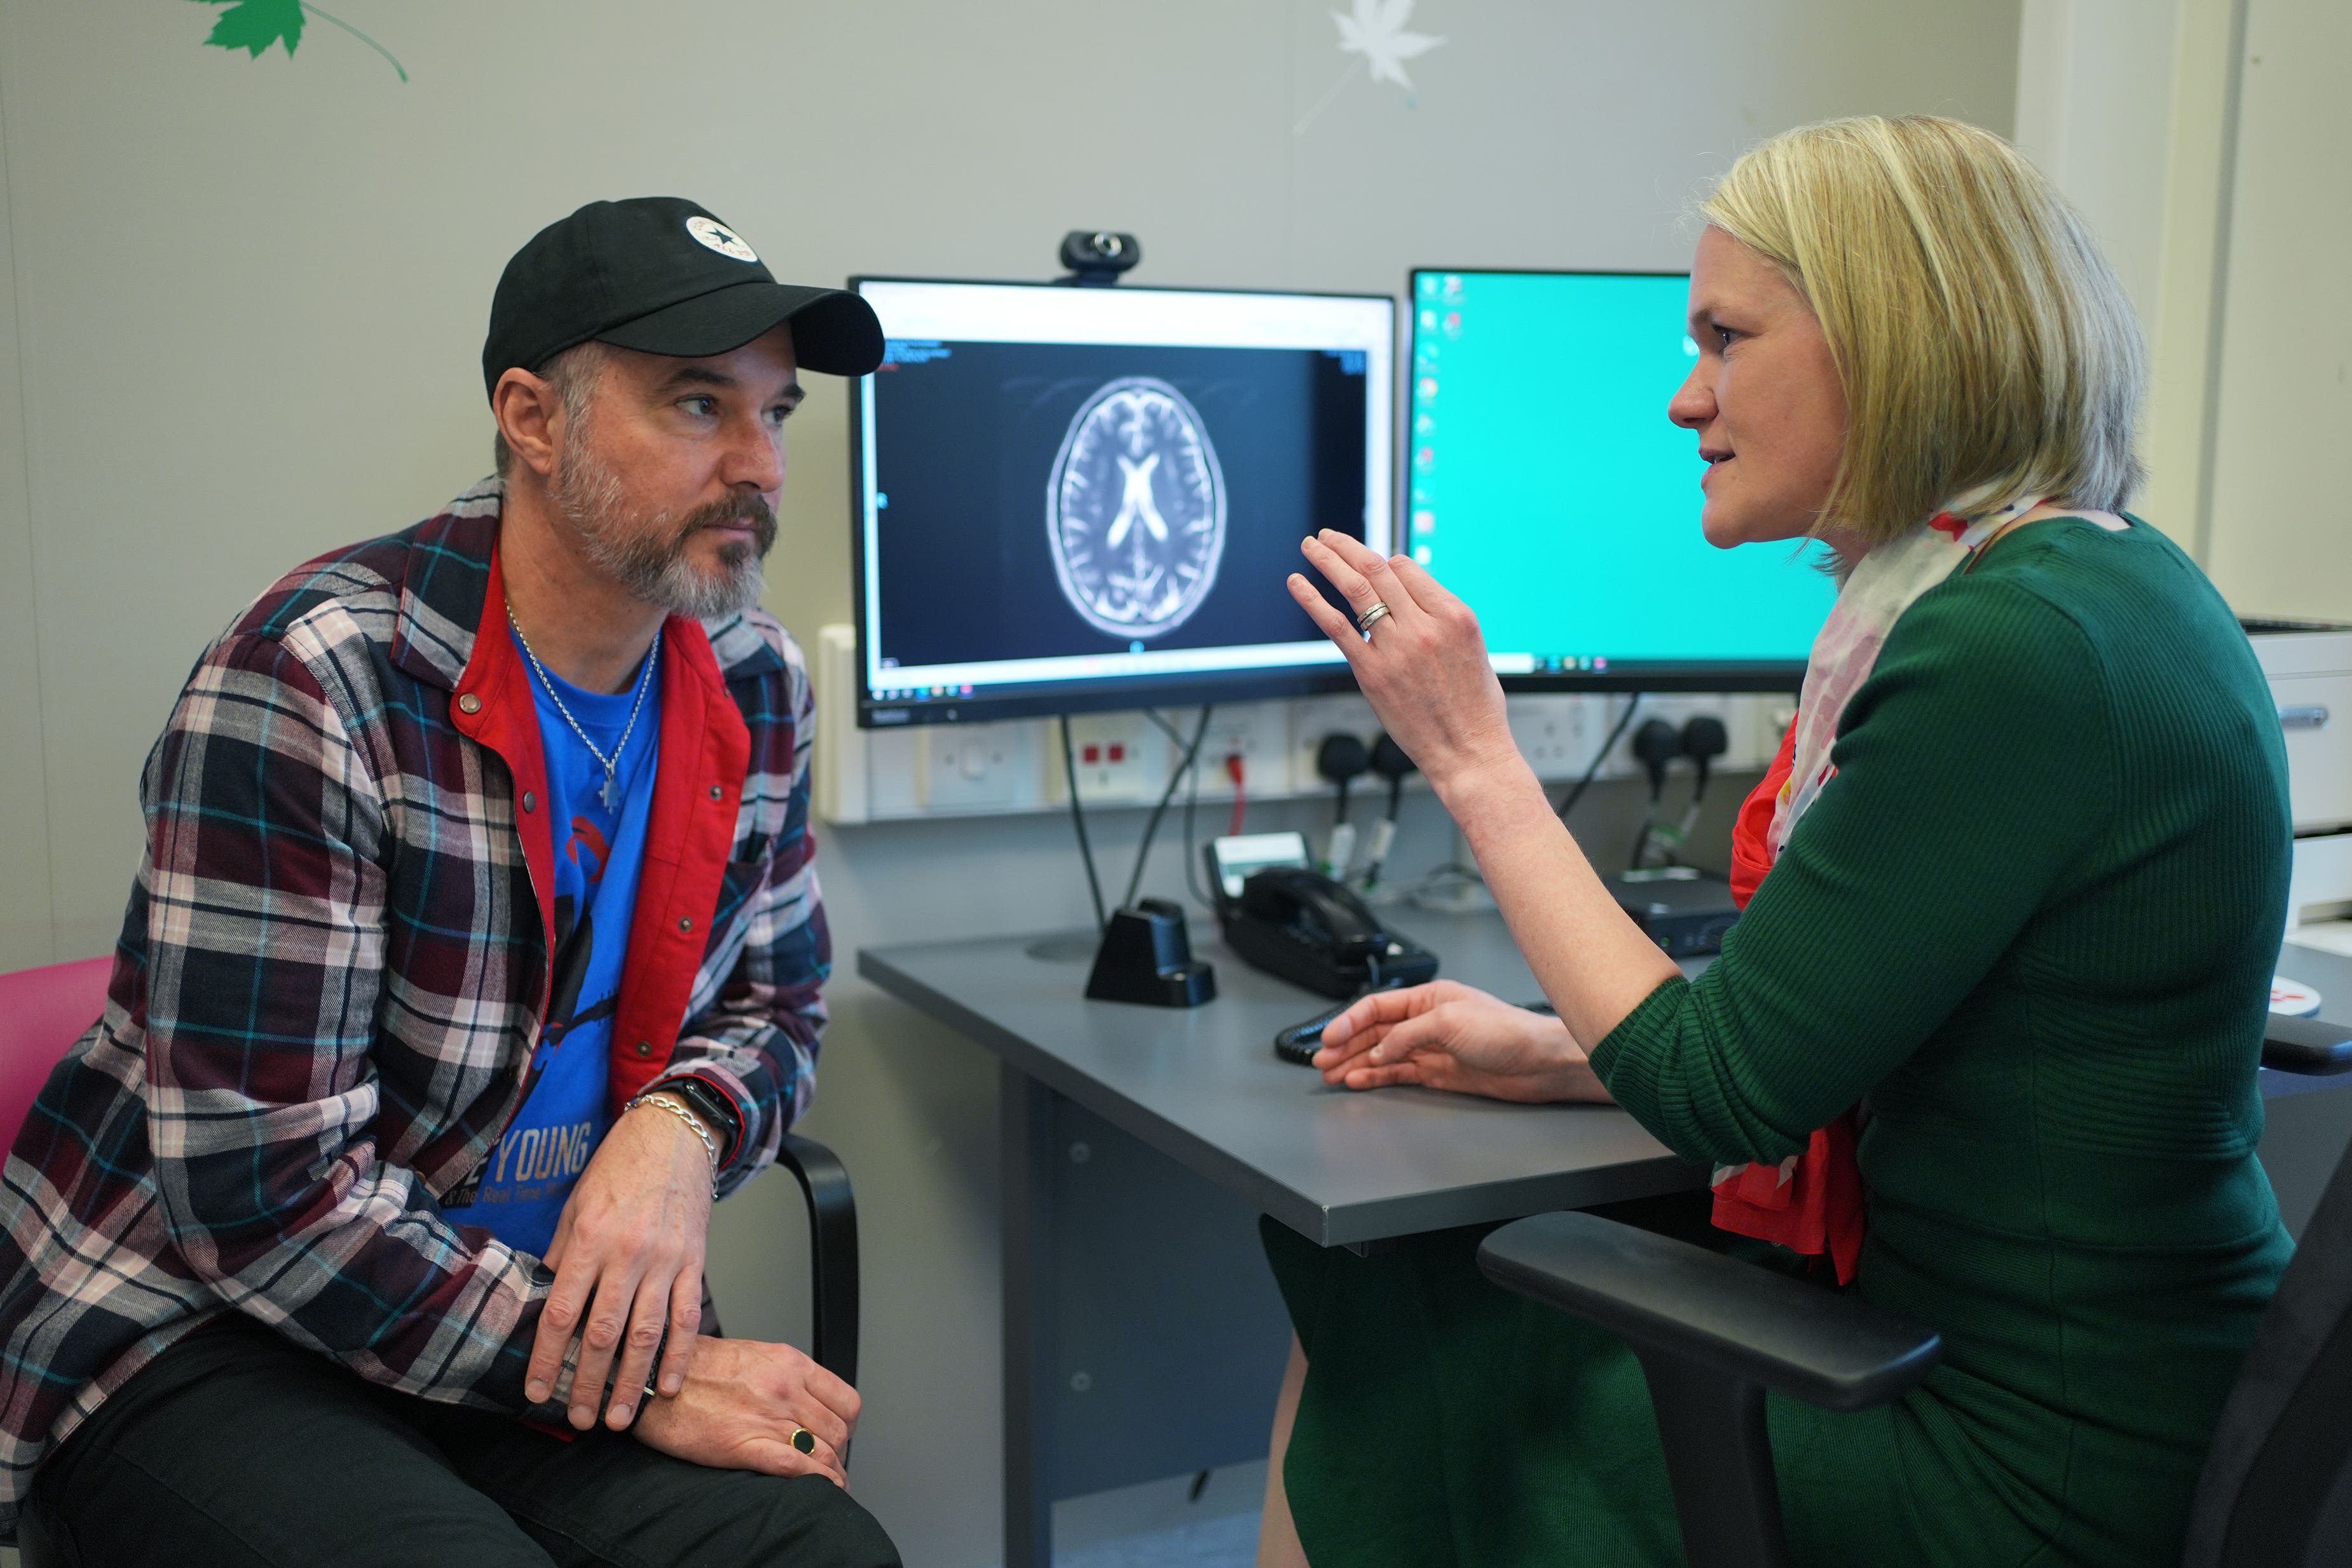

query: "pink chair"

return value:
[1, 957, 108, 1567]
[0, 957, 113, 1154]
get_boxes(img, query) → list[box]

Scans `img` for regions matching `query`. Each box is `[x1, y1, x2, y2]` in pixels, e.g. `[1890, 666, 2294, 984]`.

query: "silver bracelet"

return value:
[628, 1091, 720, 1196]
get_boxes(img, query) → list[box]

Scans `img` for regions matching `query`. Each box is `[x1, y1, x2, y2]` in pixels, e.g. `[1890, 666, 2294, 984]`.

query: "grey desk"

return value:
[860, 907, 1706, 1568]
[863, 914, 2352, 1568]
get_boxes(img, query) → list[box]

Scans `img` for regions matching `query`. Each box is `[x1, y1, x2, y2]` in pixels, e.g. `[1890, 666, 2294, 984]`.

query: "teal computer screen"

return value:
[1407, 270, 1836, 681]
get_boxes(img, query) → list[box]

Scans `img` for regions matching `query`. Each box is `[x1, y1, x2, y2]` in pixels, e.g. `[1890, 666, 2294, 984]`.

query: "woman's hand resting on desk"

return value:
[1312, 981, 1615, 1104]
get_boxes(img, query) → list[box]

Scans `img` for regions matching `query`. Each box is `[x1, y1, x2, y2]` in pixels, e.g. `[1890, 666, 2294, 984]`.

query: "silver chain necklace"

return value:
[507, 606, 660, 812]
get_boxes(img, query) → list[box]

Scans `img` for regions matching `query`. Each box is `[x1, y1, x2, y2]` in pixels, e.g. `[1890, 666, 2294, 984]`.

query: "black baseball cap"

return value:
[482, 197, 884, 400]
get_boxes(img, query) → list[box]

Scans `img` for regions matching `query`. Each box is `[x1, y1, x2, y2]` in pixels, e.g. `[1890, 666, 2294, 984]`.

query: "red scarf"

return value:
[1716, 718, 1866, 1283]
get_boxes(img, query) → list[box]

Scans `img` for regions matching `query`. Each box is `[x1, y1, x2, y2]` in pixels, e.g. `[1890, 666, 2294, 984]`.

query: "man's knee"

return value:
[724, 1473, 902, 1568]
[551, 1467, 899, 1568]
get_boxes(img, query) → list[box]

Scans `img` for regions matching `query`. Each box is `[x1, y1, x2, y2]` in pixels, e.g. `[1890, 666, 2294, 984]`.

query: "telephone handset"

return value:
[1242, 866, 1386, 960]
[1213, 858, 1439, 1000]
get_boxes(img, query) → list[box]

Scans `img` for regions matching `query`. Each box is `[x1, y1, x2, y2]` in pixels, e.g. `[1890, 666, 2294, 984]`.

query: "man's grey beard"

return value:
[551, 437, 777, 621]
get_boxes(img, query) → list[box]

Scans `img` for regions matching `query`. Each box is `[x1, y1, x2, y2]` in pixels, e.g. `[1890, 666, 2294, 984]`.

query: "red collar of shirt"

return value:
[446, 547, 751, 1111]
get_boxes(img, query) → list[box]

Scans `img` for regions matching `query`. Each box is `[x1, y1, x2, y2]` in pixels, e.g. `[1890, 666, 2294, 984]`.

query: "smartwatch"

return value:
[662, 1074, 742, 1168]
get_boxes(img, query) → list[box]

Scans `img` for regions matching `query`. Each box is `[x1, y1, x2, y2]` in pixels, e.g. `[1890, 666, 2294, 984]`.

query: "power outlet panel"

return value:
[1507, 696, 1589, 780]
[1053, 714, 1158, 804]
[1186, 703, 1294, 801]
[814, 624, 1788, 825]
[1290, 694, 1381, 796]
[1612, 695, 1763, 777]
[916, 723, 1031, 812]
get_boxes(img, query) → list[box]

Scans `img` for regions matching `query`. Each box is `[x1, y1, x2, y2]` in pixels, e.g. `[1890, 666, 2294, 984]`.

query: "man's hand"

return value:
[1312, 980, 1613, 1103]
[524, 1095, 718, 1431]
[634, 1337, 861, 1489]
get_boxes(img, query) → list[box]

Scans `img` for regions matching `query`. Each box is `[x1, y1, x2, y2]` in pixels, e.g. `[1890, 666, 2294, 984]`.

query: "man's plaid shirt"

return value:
[0, 481, 830, 1534]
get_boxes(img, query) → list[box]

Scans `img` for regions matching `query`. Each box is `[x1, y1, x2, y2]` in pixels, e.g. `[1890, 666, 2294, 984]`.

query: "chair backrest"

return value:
[2184, 1133, 2352, 1566]
[0, 957, 113, 1156]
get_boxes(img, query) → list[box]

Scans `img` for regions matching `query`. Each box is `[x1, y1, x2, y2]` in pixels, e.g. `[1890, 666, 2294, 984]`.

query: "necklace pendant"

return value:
[601, 770, 620, 812]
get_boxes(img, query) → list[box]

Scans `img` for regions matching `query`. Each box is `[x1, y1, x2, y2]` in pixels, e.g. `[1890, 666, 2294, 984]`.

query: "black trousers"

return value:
[20, 1318, 901, 1568]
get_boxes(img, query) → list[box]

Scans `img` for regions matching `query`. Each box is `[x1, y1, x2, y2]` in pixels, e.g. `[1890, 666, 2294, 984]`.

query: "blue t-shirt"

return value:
[470, 632, 663, 1257]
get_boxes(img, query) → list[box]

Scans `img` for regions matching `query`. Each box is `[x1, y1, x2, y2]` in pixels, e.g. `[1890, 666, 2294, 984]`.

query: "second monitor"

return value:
[1408, 268, 1835, 692]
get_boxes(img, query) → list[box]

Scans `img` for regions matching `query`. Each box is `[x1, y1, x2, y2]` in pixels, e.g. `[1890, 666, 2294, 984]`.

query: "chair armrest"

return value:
[773, 1133, 860, 1387]
[1477, 1210, 1939, 1412]
[2262, 1012, 2352, 1075]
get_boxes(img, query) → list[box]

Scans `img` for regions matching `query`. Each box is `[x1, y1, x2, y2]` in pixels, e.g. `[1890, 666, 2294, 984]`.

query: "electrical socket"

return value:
[1055, 714, 1156, 804]
[1608, 696, 1760, 777]
[916, 722, 1029, 812]
[1290, 695, 1379, 797]
[1507, 696, 1587, 780]
[1187, 701, 1294, 799]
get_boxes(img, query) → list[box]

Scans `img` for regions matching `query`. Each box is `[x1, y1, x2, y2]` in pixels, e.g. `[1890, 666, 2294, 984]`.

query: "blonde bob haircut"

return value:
[1701, 114, 2145, 547]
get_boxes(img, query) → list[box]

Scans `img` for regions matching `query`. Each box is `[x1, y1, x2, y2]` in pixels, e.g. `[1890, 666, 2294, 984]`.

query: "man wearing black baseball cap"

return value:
[0, 200, 899, 1566]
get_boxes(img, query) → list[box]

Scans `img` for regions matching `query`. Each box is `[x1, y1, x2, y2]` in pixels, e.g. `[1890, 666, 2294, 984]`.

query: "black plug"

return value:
[1630, 718, 1682, 800]
[1315, 733, 1372, 880]
[1360, 734, 1418, 890]
[1369, 733, 1415, 815]
[1679, 716, 1730, 801]
[1316, 733, 1372, 822]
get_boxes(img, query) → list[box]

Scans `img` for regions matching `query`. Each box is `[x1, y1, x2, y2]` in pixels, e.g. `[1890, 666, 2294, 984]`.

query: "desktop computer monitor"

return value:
[1406, 269, 1835, 692]
[852, 278, 1395, 726]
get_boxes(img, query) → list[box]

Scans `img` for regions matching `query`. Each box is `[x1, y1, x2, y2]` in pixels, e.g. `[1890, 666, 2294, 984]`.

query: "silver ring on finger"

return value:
[1357, 601, 1391, 636]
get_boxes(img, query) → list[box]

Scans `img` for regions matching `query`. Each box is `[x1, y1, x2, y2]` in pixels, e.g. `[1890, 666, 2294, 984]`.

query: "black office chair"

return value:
[776, 1131, 863, 1387]
[1475, 1014, 2352, 1568]
[13, 1133, 859, 1568]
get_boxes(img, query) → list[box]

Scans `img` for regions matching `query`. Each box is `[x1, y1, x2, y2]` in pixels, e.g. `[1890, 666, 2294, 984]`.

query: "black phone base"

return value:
[1084, 901, 1217, 1007]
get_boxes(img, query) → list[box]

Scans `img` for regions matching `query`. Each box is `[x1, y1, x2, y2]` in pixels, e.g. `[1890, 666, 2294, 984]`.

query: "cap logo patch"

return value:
[685, 215, 758, 263]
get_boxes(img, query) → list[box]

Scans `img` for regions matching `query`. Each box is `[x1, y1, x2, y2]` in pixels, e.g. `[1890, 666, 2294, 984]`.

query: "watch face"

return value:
[1046, 377, 1227, 640]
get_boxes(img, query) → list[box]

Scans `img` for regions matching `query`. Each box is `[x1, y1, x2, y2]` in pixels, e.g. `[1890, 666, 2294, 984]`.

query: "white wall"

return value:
[0, 91, 50, 970]
[2013, 0, 2182, 332]
[2203, 0, 2352, 618]
[2014, 0, 2351, 622]
[2013, 0, 2195, 535]
[0, 3, 2021, 1562]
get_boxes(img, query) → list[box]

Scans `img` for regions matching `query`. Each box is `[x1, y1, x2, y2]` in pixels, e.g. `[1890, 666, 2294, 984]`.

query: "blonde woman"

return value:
[1259, 116, 2292, 1567]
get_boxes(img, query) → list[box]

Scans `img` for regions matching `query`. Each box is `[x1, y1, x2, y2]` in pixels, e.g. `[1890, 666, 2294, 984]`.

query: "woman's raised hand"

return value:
[1288, 532, 1521, 803]
[1311, 980, 1613, 1104]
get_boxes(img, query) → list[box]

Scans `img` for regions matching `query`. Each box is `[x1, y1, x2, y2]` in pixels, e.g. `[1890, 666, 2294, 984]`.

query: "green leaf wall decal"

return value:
[189, 0, 408, 81]
[195, 0, 304, 58]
